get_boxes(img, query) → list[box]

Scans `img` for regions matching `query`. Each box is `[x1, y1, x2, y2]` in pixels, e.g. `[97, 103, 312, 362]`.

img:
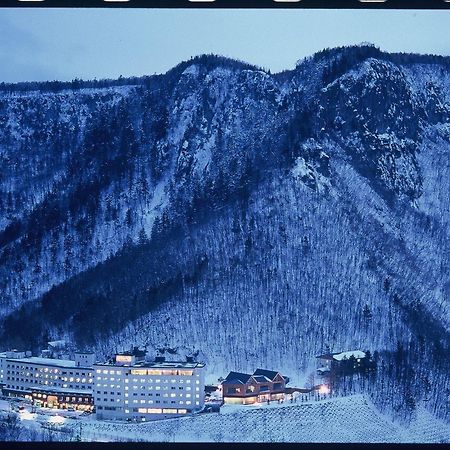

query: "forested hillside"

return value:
[0, 45, 449, 423]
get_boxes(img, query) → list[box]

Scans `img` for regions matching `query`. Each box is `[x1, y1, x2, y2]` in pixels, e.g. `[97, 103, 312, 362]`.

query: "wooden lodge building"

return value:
[222, 369, 288, 405]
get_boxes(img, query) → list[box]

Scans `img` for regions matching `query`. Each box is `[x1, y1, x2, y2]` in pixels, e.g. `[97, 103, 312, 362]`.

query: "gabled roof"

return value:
[253, 369, 281, 381]
[224, 371, 253, 384]
[252, 375, 270, 383]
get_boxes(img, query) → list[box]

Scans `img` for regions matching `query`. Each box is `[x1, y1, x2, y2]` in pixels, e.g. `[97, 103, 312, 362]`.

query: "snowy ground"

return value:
[1, 394, 449, 443]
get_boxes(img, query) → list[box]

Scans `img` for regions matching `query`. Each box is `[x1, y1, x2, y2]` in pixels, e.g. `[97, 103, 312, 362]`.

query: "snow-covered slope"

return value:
[69, 395, 450, 443]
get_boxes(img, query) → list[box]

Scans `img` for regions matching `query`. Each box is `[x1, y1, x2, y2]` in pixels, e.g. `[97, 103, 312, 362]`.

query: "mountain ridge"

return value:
[0, 44, 449, 422]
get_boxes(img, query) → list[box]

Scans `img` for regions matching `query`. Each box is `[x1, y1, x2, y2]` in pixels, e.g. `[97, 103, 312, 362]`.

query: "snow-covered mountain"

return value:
[0, 45, 449, 421]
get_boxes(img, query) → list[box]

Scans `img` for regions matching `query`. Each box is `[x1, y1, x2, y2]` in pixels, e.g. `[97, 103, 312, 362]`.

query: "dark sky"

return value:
[1, 8, 449, 83]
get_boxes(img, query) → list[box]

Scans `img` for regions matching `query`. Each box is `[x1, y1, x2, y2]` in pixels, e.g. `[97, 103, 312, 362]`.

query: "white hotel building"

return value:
[93, 353, 206, 421]
[0, 351, 96, 411]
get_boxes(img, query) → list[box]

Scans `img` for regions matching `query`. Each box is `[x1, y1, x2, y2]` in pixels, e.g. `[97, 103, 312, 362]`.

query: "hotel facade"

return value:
[0, 351, 95, 411]
[93, 353, 206, 421]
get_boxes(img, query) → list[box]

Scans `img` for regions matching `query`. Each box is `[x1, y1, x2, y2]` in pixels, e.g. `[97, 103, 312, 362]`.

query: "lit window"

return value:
[196, 380, 200, 384]
[109, 371, 115, 375]
[125, 400, 129, 404]
[96, 370, 101, 374]
[125, 409, 130, 413]
[102, 370, 108, 375]
[195, 402, 200, 405]
[186, 401, 191, 405]
[140, 400, 145, 404]
[186, 394, 191, 398]
[116, 371, 121, 375]
[170, 394, 176, 398]
[69, 377, 74, 382]
[195, 387, 200, 391]
[110, 377, 115, 382]
[125, 393, 129, 397]
[125, 379, 129, 383]
[186, 387, 191, 391]
[125, 387, 129, 391]
[155, 386, 161, 390]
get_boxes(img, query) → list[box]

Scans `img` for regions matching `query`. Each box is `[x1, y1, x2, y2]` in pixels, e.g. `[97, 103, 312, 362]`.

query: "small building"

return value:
[316, 350, 367, 375]
[221, 368, 288, 405]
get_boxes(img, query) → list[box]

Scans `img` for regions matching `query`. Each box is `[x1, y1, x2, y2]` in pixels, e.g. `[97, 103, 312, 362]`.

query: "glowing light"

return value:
[318, 385, 330, 395]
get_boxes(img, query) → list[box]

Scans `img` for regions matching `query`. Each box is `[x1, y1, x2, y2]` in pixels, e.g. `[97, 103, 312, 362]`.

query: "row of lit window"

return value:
[61, 377, 92, 383]
[6, 366, 60, 374]
[124, 400, 195, 406]
[126, 408, 188, 414]
[130, 369, 194, 376]
[96, 370, 123, 375]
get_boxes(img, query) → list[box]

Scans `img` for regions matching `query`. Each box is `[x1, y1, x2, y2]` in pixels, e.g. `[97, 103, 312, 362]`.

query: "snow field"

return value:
[72, 395, 450, 443]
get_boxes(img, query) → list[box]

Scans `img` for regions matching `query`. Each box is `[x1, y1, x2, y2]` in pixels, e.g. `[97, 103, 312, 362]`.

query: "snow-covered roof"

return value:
[332, 350, 366, 361]
[316, 350, 366, 361]
[253, 369, 281, 381]
[224, 372, 253, 384]
[6, 357, 77, 368]
[253, 375, 271, 383]
[48, 340, 66, 348]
